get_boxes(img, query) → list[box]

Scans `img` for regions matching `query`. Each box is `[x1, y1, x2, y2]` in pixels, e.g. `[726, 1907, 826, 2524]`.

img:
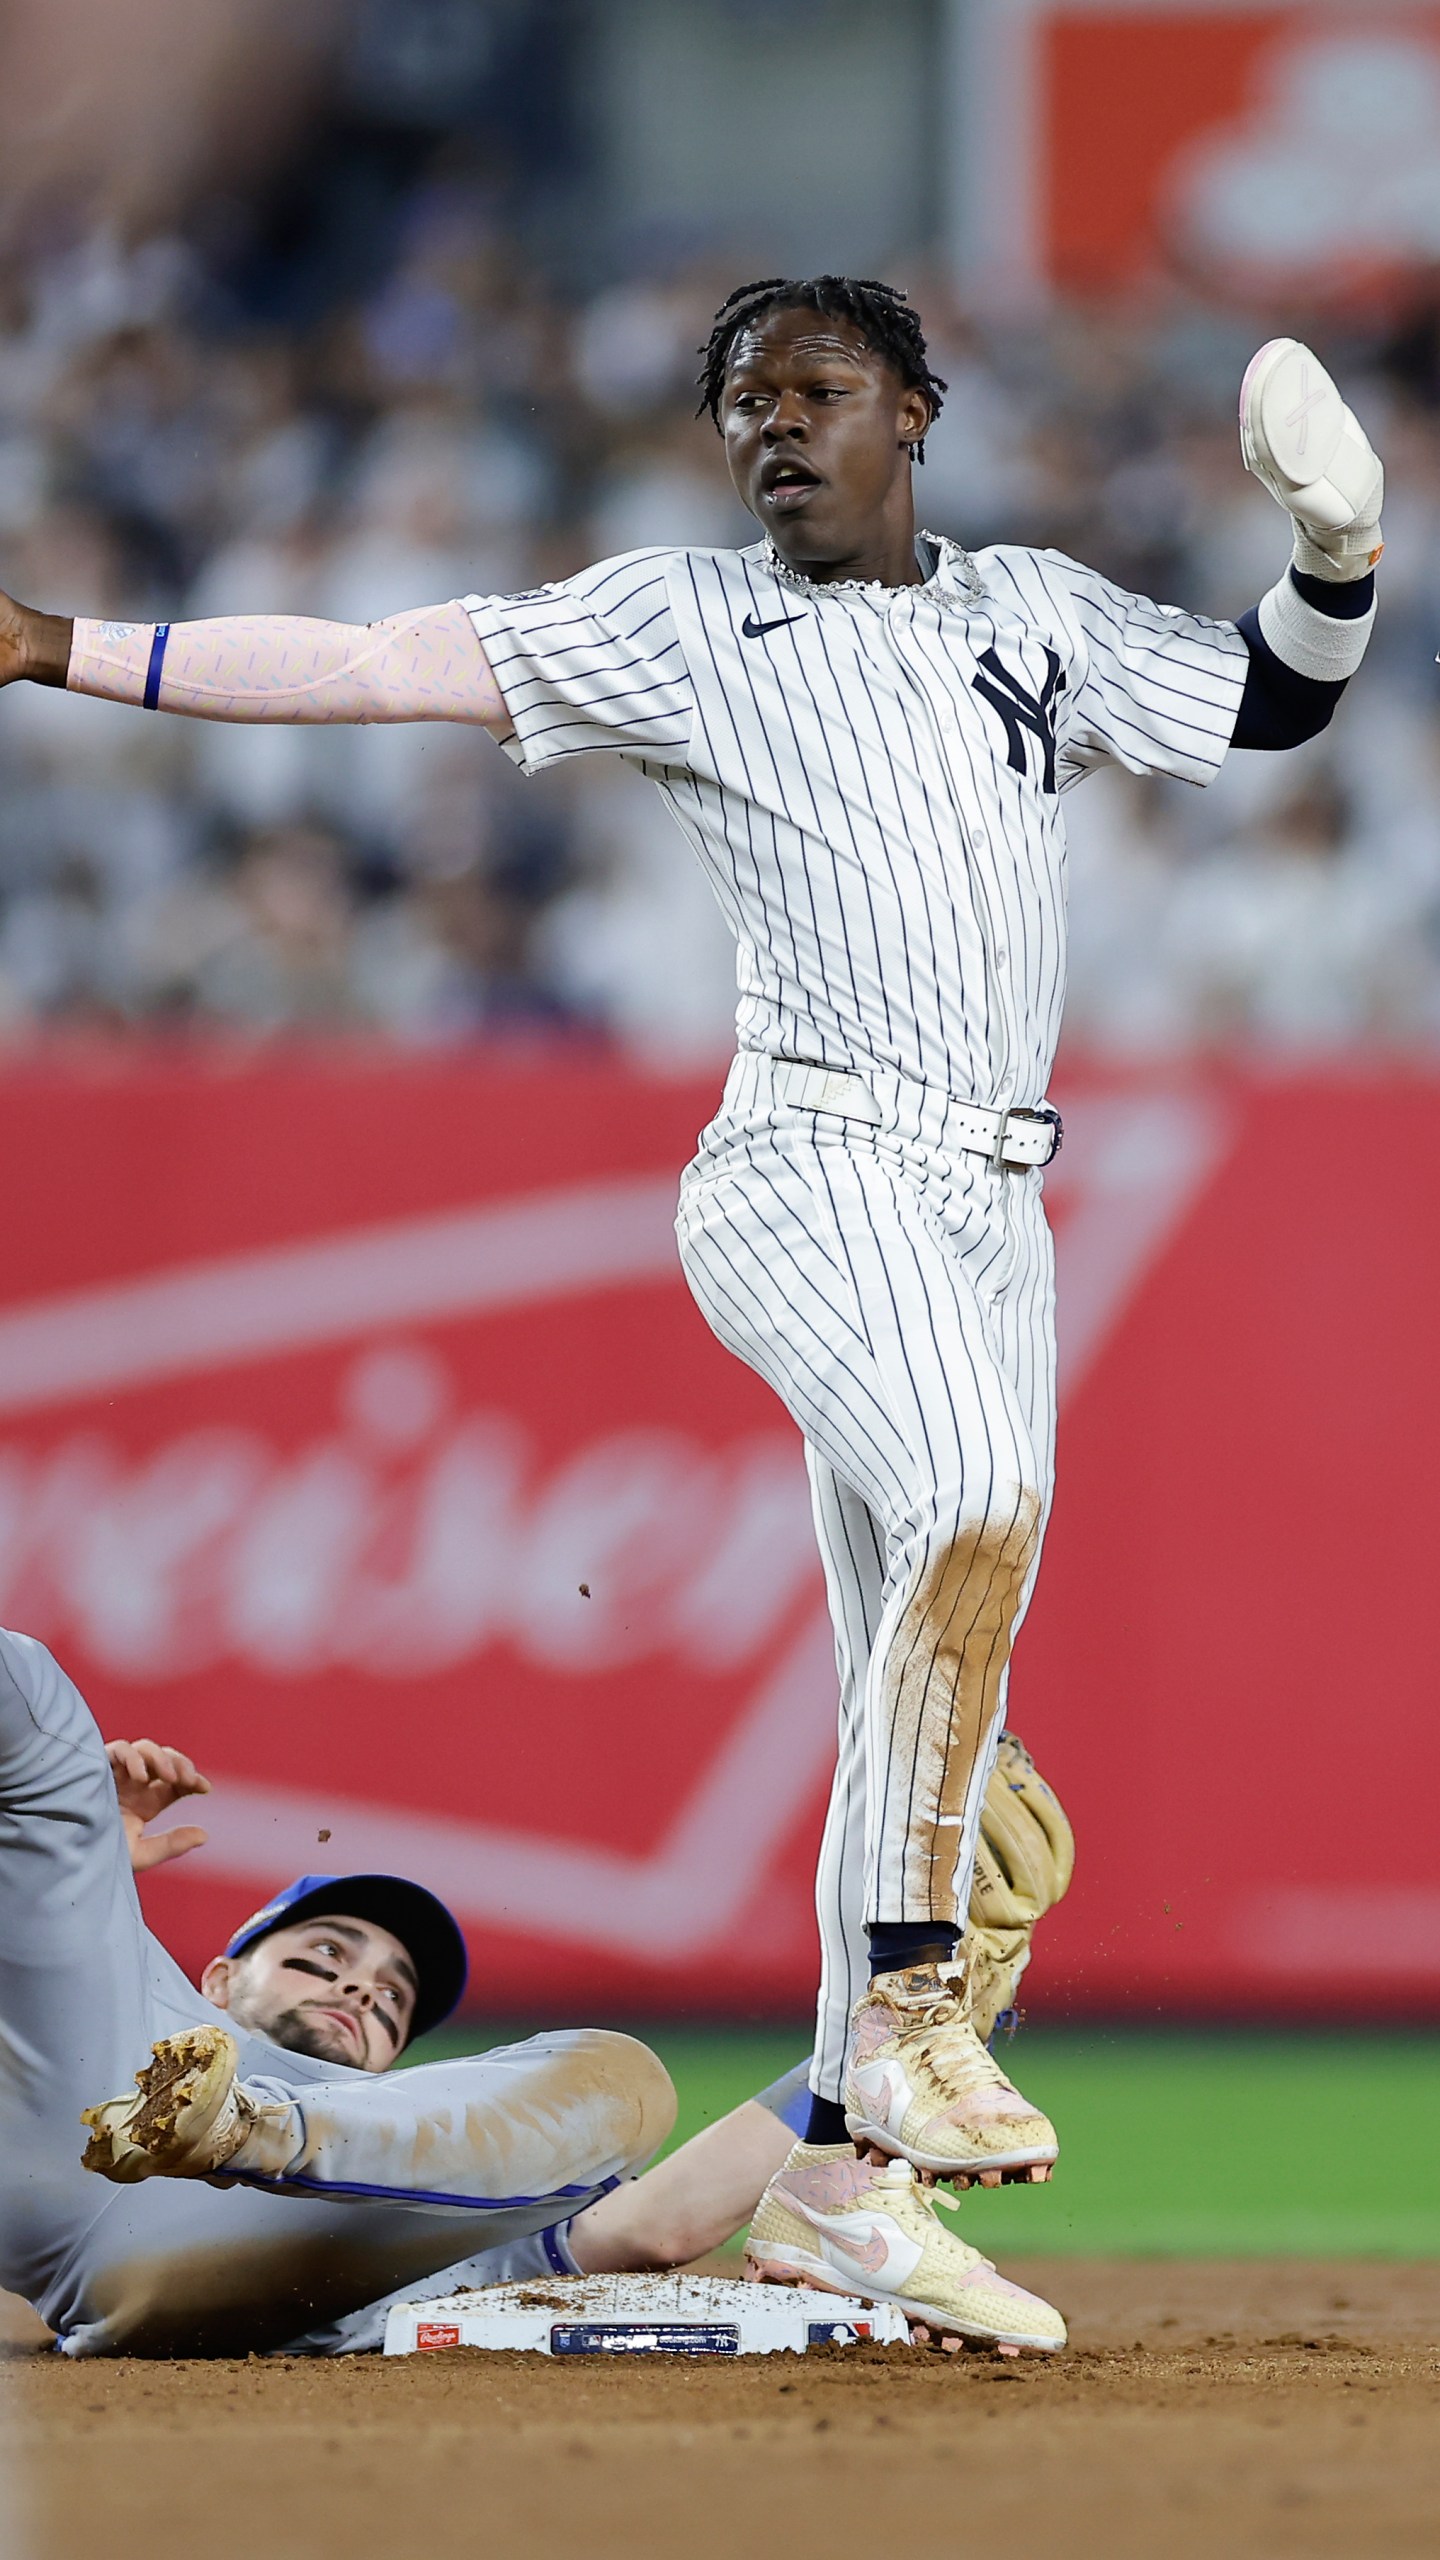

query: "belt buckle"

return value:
[989, 1109, 1010, 1170]
[1030, 1103, 1064, 1164]
[1005, 1104, 1064, 1167]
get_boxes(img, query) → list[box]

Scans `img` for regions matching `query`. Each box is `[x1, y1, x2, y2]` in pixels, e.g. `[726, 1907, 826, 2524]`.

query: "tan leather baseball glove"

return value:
[967, 1731, 1075, 2042]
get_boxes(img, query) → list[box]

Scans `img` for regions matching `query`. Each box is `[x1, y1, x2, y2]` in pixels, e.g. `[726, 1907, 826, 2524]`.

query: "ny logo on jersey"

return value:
[971, 645, 1066, 794]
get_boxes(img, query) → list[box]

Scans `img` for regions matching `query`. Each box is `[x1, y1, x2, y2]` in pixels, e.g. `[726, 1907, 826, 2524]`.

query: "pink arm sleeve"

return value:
[65, 600, 509, 730]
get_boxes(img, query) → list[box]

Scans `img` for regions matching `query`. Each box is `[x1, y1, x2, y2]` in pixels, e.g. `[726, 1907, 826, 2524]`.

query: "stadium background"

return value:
[0, 0, 1437, 2261]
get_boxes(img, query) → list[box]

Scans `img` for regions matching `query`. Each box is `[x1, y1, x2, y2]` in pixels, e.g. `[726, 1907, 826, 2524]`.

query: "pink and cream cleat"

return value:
[843, 1959, 1057, 2186]
[746, 2142, 1065, 2355]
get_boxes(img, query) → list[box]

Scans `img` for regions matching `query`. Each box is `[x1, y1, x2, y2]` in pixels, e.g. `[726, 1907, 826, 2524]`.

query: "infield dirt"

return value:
[5, 2260, 1437, 2560]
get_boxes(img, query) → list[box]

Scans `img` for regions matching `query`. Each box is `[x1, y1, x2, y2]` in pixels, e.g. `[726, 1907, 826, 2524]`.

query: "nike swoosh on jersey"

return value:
[741, 610, 806, 639]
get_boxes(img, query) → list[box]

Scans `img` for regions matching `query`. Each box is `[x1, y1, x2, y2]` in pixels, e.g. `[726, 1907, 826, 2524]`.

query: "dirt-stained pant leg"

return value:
[68, 2026, 673, 2356]
[0, 1627, 673, 2356]
[805, 1453, 885, 2096]
[678, 1117, 1056, 2103]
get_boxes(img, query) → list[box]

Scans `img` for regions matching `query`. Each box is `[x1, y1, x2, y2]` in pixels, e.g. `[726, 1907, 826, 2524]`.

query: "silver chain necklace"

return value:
[761, 530, 985, 602]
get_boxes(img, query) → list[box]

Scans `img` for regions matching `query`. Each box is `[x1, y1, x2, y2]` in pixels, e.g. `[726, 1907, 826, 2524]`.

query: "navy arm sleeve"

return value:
[1231, 568, 1374, 752]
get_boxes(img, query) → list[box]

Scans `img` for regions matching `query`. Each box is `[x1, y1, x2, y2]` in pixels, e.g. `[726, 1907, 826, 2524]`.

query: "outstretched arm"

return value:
[0, 592, 511, 732]
[566, 2088, 799, 2273]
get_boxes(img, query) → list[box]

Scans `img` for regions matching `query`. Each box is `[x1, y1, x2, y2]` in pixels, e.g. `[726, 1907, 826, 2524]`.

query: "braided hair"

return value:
[697, 274, 947, 461]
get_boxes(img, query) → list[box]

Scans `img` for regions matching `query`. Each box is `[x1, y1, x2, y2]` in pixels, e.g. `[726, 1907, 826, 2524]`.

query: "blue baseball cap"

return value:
[223, 1873, 468, 2045]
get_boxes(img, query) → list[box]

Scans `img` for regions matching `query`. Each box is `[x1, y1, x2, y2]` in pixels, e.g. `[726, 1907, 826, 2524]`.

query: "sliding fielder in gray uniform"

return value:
[0, 1627, 674, 2355]
[0, 282, 1384, 2348]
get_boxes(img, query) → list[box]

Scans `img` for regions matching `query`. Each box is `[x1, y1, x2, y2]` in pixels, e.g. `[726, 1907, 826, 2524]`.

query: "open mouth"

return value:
[760, 457, 822, 508]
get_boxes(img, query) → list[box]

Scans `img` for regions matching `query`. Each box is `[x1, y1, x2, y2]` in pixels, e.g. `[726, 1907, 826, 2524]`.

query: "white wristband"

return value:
[1256, 569, 1375, 683]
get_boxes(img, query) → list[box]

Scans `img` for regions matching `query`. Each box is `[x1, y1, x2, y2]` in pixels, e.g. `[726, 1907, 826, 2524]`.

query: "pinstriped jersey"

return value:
[463, 534, 1247, 1105]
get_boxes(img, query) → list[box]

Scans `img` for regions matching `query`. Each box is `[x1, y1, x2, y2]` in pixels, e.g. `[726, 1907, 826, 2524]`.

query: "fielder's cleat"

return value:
[81, 2026, 260, 2184]
[1239, 337, 1383, 565]
[745, 2142, 1066, 2356]
[843, 1959, 1058, 2185]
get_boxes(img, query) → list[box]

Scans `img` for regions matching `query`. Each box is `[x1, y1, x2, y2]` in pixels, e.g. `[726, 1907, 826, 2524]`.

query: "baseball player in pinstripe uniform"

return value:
[0, 289, 1383, 2351]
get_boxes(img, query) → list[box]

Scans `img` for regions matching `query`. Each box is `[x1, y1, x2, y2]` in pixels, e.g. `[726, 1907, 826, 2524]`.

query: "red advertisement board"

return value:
[0, 1049, 1435, 2021]
[1041, 7, 1298, 290]
[962, 6, 1440, 300]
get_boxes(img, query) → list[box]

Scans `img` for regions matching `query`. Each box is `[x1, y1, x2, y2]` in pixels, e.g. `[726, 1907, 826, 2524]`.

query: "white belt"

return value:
[765, 1061, 1063, 1168]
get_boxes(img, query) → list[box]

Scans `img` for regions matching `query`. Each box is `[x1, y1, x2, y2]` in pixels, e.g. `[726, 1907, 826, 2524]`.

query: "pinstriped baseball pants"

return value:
[676, 1055, 1057, 2100]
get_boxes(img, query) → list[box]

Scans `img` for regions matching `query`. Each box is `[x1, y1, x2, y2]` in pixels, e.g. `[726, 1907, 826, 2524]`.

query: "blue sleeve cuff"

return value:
[541, 2219, 582, 2275]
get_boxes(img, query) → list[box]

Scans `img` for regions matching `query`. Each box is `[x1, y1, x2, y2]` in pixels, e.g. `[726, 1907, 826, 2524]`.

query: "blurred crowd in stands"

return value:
[3, 170, 1440, 1060]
